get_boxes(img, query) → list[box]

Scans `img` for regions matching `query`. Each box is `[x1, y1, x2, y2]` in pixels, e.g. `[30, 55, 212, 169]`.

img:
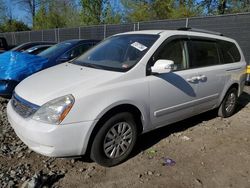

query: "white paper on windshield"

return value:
[131, 42, 147, 51]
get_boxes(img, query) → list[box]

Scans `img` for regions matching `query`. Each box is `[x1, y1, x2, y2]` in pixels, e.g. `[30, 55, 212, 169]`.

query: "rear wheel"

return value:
[90, 112, 137, 167]
[218, 88, 238, 118]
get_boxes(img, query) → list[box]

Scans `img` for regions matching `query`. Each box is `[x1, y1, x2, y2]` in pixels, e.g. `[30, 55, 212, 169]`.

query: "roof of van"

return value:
[117, 30, 235, 43]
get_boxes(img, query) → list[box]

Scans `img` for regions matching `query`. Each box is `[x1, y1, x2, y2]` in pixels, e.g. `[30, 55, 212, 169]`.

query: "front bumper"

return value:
[7, 101, 97, 157]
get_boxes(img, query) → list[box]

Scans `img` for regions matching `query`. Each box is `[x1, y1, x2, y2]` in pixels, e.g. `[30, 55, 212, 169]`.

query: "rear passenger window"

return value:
[218, 41, 241, 63]
[188, 40, 220, 68]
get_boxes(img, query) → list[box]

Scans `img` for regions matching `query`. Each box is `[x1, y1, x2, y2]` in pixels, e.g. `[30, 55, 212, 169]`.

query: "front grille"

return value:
[11, 93, 40, 118]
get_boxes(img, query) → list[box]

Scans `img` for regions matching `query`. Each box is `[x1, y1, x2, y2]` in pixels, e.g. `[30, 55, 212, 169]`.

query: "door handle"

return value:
[197, 75, 207, 81]
[186, 77, 198, 83]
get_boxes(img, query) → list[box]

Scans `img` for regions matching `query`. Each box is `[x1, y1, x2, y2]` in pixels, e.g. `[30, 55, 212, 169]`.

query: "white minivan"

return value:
[7, 29, 246, 167]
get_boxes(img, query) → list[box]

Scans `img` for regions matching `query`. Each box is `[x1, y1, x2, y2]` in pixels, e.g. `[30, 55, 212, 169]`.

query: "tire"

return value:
[90, 112, 137, 167]
[218, 88, 238, 118]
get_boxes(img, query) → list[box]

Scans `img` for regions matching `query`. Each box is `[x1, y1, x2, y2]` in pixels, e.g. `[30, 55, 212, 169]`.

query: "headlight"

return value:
[32, 94, 75, 124]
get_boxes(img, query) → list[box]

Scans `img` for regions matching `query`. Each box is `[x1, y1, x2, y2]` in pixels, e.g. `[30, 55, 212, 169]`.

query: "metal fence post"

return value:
[79, 27, 81, 39]
[42, 30, 44, 41]
[54, 28, 57, 42]
[134, 23, 136, 31]
[28, 31, 31, 42]
[185, 18, 189, 28]
[137, 22, 140, 31]
[11, 32, 14, 45]
[104, 24, 107, 39]
[58, 28, 60, 42]
[14, 33, 16, 45]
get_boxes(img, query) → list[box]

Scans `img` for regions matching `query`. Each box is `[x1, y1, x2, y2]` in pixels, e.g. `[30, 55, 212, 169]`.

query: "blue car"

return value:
[23, 44, 54, 55]
[10, 41, 56, 53]
[0, 39, 99, 98]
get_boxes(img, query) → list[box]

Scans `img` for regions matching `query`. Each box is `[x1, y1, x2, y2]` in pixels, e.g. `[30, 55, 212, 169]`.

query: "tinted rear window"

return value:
[38, 42, 73, 58]
[218, 41, 241, 63]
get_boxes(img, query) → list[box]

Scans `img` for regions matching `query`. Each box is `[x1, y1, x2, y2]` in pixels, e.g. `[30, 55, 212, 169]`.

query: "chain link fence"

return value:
[0, 12, 250, 62]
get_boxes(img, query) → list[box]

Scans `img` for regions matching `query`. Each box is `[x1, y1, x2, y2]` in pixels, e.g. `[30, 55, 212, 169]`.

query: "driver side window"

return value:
[155, 39, 187, 71]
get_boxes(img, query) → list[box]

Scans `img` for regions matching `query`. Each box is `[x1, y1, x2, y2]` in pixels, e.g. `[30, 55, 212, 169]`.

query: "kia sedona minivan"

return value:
[7, 29, 246, 167]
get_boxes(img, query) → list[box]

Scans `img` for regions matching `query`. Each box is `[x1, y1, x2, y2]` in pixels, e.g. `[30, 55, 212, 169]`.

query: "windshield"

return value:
[38, 42, 72, 58]
[73, 34, 159, 72]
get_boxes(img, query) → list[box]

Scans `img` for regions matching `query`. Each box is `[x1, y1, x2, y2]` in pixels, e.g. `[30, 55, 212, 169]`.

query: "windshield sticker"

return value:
[131, 42, 147, 51]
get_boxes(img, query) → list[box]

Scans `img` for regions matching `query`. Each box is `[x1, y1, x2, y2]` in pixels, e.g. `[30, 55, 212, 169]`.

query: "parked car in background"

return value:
[246, 64, 250, 85]
[7, 29, 246, 167]
[24, 44, 54, 55]
[10, 41, 56, 53]
[0, 37, 15, 53]
[0, 39, 99, 97]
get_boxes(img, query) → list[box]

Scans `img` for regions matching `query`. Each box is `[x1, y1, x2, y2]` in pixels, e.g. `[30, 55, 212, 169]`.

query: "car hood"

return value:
[0, 51, 48, 81]
[15, 63, 122, 105]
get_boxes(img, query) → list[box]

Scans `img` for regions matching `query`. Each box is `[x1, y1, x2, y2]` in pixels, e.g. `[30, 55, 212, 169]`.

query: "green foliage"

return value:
[102, 2, 122, 24]
[33, 4, 47, 29]
[80, 0, 106, 25]
[0, 20, 30, 32]
[152, 0, 174, 20]
[0, 0, 30, 32]
[33, 0, 80, 30]
[1, 0, 250, 32]
[63, 4, 82, 27]
[199, 0, 250, 15]
[198, 0, 223, 14]
[121, 0, 201, 22]
[46, 1, 66, 29]
[170, 0, 202, 18]
[226, 0, 250, 13]
[121, 0, 155, 22]
[79, 0, 122, 25]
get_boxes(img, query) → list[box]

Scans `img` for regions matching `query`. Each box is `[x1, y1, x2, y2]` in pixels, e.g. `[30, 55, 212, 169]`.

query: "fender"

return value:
[219, 81, 239, 105]
[80, 101, 150, 155]
[94, 100, 150, 131]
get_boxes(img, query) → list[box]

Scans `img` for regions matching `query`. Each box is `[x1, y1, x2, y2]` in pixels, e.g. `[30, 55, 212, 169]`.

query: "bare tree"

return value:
[218, 0, 227, 14]
[14, 0, 45, 25]
[0, 0, 7, 23]
[14, 0, 75, 25]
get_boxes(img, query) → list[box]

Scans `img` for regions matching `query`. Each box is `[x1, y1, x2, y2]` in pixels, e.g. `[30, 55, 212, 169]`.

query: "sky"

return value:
[5, 0, 31, 25]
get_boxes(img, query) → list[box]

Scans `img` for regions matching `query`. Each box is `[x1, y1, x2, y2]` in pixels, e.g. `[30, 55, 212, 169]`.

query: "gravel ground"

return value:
[0, 87, 250, 188]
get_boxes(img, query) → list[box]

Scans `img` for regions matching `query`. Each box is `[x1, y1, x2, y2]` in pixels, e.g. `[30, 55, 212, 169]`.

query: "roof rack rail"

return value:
[178, 27, 223, 36]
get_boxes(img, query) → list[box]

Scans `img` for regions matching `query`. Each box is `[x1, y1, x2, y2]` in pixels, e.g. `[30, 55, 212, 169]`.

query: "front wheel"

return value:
[218, 88, 238, 118]
[90, 112, 137, 167]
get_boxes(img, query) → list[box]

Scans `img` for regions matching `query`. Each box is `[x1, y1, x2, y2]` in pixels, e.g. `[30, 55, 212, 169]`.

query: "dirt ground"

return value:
[1, 87, 250, 188]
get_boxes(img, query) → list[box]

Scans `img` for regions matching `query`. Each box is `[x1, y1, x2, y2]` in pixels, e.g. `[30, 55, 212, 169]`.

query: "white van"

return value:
[7, 29, 246, 167]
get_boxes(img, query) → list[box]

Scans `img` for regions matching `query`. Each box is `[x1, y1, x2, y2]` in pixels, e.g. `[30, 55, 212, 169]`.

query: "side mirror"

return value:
[151, 60, 174, 74]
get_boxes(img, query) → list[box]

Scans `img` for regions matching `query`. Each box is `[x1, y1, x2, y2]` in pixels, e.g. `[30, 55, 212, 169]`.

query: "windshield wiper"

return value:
[80, 63, 103, 70]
